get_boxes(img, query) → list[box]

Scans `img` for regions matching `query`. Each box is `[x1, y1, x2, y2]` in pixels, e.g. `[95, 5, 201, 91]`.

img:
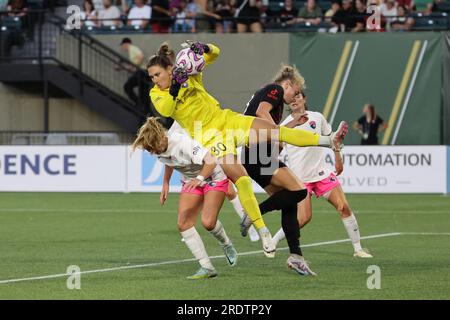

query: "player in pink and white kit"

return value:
[132, 117, 239, 279]
[275, 92, 372, 258]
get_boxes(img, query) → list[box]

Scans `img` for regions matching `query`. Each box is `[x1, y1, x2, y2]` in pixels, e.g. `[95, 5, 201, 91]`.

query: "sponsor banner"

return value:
[448, 147, 450, 194]
[127, 148, 182, 192]
[319, 146, 447, 193]
[0, 146, 447, 193]
[0, 146, 126, 192]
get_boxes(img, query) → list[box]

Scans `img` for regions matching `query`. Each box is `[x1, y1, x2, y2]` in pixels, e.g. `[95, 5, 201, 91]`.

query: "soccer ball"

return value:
[175, 48, 205, 75]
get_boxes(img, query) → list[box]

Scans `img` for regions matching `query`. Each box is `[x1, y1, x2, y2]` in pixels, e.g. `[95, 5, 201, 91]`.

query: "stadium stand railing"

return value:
[0, 9, 165, 134]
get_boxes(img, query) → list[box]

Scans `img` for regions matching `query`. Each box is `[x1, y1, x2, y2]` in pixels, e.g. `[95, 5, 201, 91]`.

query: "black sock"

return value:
[282, 205, 302, 256]
[259, 189, 307, 215]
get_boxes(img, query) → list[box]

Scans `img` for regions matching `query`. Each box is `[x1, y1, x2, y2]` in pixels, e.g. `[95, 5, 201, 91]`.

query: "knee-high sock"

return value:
[235, 176, 265, 230]
[272, 228, 286, 246]
[342, 213, 362, 252]
[181, 227, 214, 270]
[279, 126, 321, 147]
[229, 195, 245, 218]
[209, 220, 231, 247]
[259, 189, 307, 215]
[281, 205, 302, 255]
[229, 196, 260, 241]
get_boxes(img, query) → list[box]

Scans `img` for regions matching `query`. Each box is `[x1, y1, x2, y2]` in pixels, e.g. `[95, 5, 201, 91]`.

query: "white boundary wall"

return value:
[0, 146, 447, 193]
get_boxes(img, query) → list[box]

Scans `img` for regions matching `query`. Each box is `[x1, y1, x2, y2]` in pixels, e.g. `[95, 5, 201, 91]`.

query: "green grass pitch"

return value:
[0, 192, 449, 299]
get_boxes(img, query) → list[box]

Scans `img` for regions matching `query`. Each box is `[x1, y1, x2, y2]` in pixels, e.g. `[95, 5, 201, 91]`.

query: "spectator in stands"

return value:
[325, 0, 341, 23]
[396, 0, 415, 11]
[6, 0, 29, 44]
[235, 0, 263, 33]
[98, 0, 122, 26]
[276, 0, 299, 22]
[117, 0, 133, 16]
[173, 0, 190, 32]
[151, 0, 173, 33]
[332, 0, 365, 31]
[186, 0, 200, 31]
[187, 0, 222, 32]
[265, 0, 298, 28]
[380, 0, 397, 25]
[390, 4, 415, 30]
[354, 0, 369, 29]
[429, 0, 445, 13]
[287, 0, 323, 26]
[127, 0, 151, 28]
[7, 0, 28, 19]
[80, 0, 98, 27]
[353, 104, 388, 145]
[120, 37, 150, 112]
[214, 0, 235, 33]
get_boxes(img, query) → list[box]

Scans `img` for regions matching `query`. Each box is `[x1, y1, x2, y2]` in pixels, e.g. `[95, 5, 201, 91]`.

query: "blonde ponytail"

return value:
[273, 64, 306, 91]
[131, 117, 167, 153]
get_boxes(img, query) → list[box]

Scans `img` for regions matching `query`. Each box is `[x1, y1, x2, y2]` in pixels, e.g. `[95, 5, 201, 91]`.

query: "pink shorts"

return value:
[304, 173, 340, 198]
[181, 179, 229, 196]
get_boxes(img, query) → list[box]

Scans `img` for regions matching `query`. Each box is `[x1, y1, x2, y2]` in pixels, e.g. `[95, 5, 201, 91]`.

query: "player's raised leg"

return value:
[249, 117, 348, 152]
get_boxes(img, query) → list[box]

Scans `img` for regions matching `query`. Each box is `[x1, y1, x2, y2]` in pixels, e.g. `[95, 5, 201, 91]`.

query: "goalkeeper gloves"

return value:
[190, 42, 210, 55]
[170, 66, 188, 99]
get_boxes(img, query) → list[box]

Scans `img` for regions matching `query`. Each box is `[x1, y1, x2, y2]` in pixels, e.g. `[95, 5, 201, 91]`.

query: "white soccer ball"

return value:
[175, 48, 206, 75]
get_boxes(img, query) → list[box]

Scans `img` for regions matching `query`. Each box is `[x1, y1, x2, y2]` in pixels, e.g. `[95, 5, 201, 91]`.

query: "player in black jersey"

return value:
[240, 65, 316, 276]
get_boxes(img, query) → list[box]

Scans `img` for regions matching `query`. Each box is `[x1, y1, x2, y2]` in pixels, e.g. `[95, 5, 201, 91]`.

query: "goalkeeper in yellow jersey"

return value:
[140, 41, 348, 258]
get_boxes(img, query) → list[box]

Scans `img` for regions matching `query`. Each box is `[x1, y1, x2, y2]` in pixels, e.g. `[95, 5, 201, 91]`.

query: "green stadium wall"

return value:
[289, 32, 444, 145]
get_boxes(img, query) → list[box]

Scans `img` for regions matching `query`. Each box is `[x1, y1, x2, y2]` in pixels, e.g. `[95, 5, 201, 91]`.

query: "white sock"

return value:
[272, 228, 286, 246]
[181, 227, 214, 270]
[230, 195, 260, 241]
[209, 220, 231, 247]
[230, 196, 245, 218]
[342, 213, 363, 252]
[318, 135, 331, 147]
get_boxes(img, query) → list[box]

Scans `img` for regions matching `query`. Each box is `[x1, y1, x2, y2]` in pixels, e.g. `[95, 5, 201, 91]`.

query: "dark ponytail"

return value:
[147, 42, 175, 69]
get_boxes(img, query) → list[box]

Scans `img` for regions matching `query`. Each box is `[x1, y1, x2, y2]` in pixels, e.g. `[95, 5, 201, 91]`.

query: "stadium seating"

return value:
[412, 12, 449, 31]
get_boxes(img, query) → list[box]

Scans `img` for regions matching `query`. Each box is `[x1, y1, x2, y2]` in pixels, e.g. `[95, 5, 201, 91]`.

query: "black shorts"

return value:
[241, 143, 287, 189]
[237, 7, 261, 26]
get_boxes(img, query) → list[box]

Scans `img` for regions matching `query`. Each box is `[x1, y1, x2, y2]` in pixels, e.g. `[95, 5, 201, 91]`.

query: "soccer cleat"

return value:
[239, 214, 253, 237]
[330, 121, 349, 151]
[248, 225, 260, 242]
[286, 254, 317, 276]
[186, 267, 218, 280]
[353, 249, 373, 258]
[259, 227, 276, 258]
[223, 243, 238, 267]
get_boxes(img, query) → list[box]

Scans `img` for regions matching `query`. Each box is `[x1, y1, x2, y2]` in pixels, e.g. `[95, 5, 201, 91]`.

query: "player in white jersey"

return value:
[132, 117, 239, 279]
[168, 120, 260, 242]
[275, 92, 372, 258]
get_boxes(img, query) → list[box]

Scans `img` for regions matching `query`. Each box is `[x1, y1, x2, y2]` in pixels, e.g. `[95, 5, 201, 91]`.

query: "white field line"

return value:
[329, 40, 360, 126]
[1, 232, 449, 285]
[391, 40, 428, 145]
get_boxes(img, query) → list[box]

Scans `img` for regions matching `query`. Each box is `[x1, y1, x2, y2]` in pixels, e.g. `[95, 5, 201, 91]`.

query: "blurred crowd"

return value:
[75, 0, 450, 32]
[1, 0, 449, 33]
